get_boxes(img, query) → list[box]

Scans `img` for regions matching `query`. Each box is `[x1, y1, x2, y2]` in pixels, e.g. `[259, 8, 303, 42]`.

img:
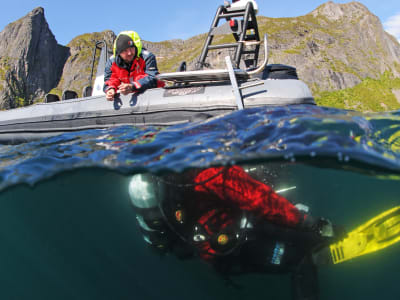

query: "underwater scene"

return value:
[0, 104, 399, 300]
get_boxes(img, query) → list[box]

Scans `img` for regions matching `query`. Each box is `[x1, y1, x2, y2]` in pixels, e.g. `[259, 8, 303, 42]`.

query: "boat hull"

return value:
[0, 79, 314, 144]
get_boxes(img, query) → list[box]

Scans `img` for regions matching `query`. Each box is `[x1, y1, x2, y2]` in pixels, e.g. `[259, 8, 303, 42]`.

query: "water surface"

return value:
[0, 105, 399, 299]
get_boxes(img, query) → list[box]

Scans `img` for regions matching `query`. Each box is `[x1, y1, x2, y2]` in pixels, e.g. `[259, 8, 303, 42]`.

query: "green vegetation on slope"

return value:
[156, 35, 206, 73]
[53, 31, 114, 98]
[315, 71, 400, 112]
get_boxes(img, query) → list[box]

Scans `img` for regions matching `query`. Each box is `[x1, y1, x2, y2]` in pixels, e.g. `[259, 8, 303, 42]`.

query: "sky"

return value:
[0, 0, 399, 45]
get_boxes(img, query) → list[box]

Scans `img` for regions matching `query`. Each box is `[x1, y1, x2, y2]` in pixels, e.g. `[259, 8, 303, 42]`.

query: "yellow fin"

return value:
[330, 206, 400, 264]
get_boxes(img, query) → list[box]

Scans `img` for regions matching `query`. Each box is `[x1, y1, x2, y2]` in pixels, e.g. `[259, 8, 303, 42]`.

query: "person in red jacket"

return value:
[104, 31, 164, 101]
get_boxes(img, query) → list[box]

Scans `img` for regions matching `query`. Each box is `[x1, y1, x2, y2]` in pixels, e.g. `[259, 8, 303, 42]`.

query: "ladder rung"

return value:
[219, 12, 246, 18]
[241, 40, 261, 46]
[242, 51, 257, 55]
[208, 43, 239, 50]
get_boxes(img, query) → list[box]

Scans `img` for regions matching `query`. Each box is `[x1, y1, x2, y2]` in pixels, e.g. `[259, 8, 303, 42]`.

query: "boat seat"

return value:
[62, 90, 78, 100]
[158, 68, 249, 83]
[44, 93, 60, 103]
[82, 86, 93, 97]
[177, 61, 186, 72]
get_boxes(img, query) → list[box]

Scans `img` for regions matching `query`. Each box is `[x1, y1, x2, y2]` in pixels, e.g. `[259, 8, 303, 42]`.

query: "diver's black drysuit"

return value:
[130, 167, 339, 300]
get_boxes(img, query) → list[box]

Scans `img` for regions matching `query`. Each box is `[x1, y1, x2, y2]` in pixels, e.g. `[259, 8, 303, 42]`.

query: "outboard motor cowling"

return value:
[261, 64, 299, 80]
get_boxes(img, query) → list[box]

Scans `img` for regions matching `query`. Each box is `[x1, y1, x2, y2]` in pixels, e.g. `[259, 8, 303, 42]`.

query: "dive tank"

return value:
[128, 174, 170, 250]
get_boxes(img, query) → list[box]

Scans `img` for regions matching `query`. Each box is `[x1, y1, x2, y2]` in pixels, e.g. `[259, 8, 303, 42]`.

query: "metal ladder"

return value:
[196, 1, 261, 70]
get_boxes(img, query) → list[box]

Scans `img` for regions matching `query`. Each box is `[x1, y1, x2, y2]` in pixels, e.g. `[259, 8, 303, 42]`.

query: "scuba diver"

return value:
[128, 166, 400, 300]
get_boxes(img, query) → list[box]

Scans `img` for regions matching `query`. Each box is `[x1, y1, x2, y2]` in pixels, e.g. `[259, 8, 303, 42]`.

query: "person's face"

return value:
[120, 46, 136, 63]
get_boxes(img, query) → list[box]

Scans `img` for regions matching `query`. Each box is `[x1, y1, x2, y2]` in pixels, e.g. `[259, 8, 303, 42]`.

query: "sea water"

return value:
[0, 105, 399, 300]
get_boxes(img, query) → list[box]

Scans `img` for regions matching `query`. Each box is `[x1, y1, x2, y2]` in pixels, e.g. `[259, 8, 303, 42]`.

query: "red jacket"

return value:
[105, 56, 164, 92]
[193, 166, 305, 260]
[194, 166, 304, 226]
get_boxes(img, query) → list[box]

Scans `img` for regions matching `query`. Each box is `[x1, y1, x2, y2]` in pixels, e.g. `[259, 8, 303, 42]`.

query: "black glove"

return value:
[302, 216, 334, 238]
[314, 218, 334, 237]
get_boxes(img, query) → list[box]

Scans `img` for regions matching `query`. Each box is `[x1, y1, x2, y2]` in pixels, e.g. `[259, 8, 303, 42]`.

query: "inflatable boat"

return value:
[0, 0, 315, 145]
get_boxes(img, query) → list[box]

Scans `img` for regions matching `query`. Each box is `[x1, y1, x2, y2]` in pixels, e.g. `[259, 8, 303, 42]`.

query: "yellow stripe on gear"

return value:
[330, 206, 400, 264]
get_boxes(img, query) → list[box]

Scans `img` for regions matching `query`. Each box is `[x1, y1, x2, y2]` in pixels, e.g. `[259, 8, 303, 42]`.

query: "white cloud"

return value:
[384, 13, 400, 42]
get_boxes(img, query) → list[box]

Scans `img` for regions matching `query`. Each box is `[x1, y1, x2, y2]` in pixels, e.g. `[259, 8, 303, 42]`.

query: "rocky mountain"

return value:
[0, 7, 69, 109]
[145, 1, 400, 93]
[0, 2, 399, 111]
[260, 1, 400, 92]
[50, 30, 115, 98]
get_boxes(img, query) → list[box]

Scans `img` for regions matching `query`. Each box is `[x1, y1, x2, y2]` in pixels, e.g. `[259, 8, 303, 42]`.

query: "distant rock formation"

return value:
[264, 1, 400, 92]
[0, 7, 69, 109]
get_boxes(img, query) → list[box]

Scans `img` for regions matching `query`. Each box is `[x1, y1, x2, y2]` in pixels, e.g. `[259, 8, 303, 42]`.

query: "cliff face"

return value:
[0, 7, 69, 108]
[260, 1, 400, 92]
